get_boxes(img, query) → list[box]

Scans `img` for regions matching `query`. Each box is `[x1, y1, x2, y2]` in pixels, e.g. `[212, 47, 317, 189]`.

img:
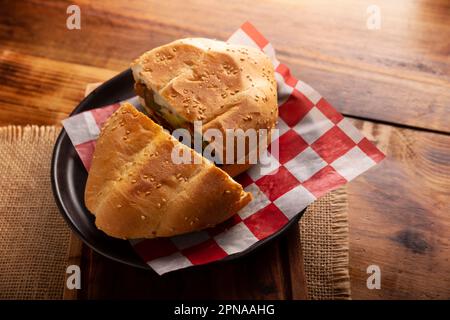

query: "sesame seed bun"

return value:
[85, 103, 252, 239]
[131, 38, 278, 176]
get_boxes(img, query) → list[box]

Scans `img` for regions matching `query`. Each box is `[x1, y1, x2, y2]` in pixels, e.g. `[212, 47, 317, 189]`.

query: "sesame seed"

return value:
[150, 177, 155, 182]
[157, 203, 161, 208]
[162, 198, 166, 203]
[190, 221, 194, 226]
[117, 204, 122, 208]
[225, 190, 231, 194]
[141, 215, 146, 220]
[184, 216, 188, 221]
[156, 183, 162, 188]
[143, 175, 148, 179]
[126, 130, 130, 134]
[131, 179, 137, 183]
[145, 191, 151, 196]
[123, 136, 128, 140]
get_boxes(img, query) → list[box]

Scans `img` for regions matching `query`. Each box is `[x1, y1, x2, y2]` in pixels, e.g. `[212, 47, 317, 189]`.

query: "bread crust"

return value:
[85, 103, 252, 239]
[131, 38, 278, 176]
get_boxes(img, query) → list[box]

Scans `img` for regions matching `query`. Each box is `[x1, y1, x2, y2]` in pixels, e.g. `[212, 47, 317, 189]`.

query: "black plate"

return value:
[51, 69, 305, 271]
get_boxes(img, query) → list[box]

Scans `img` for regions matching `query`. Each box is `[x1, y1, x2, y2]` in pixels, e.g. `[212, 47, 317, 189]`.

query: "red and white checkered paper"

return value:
[62, 22, 384, 275]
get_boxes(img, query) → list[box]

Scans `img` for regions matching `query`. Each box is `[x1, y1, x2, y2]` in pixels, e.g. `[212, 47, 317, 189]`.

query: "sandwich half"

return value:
[131, 38, 278, 177]
[85, 103, 252, 239]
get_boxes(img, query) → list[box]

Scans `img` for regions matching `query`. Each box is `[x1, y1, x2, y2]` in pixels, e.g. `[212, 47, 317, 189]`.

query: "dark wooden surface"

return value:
[1, 0, 449, 299]
[64, 226, 306, 300]
[349, 120, 450, 299]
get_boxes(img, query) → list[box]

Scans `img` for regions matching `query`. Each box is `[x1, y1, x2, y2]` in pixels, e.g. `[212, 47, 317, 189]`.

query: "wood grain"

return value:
[348, 119, 450, 299]
[284, 225, 309, 299]
[79, 236, 295, 300]
[63, 233, 83, 300]
[0, 0, 449, 132]
[0, 50, 117, 126]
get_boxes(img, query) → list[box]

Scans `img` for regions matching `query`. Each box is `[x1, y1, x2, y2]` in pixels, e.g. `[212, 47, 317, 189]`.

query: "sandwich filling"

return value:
[135, 81, 213, 157]
[135, 82, 189, 132]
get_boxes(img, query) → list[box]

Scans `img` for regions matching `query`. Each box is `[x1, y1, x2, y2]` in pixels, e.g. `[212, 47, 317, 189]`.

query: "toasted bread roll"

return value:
[85, 103, 252, 239]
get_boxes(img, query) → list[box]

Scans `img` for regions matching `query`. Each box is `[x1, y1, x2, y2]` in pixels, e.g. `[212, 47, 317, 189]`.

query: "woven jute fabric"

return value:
[0, 124, 351, 299]
[300, 187, 351, 299]
[0, 125, 70, 299]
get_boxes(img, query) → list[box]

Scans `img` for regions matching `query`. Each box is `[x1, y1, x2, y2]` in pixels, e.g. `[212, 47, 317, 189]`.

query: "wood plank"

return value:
[347, 119, 450, 299]
[0, 0, 449, 132]
[62, 233, 83, 300]
[284, 226, 309, 299]
[0, 50, 117, 125]
[80, 236, 295, 299]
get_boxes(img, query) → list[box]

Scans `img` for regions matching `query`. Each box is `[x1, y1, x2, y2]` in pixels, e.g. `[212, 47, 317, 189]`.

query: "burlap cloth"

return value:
[0, 126, 70, 299]
[0, 125, 351, 299]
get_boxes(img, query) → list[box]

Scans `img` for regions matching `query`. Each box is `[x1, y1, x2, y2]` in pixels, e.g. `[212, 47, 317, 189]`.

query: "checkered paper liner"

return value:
[62, 22, 384, 275]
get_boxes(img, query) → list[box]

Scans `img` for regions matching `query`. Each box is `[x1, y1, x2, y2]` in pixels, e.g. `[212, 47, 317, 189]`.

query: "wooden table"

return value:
[1, 0, 449, 299]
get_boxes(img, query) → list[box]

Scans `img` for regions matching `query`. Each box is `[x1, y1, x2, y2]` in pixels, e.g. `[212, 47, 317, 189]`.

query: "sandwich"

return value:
[131, 38, 278, 177]
[85, 103, 252, 239]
